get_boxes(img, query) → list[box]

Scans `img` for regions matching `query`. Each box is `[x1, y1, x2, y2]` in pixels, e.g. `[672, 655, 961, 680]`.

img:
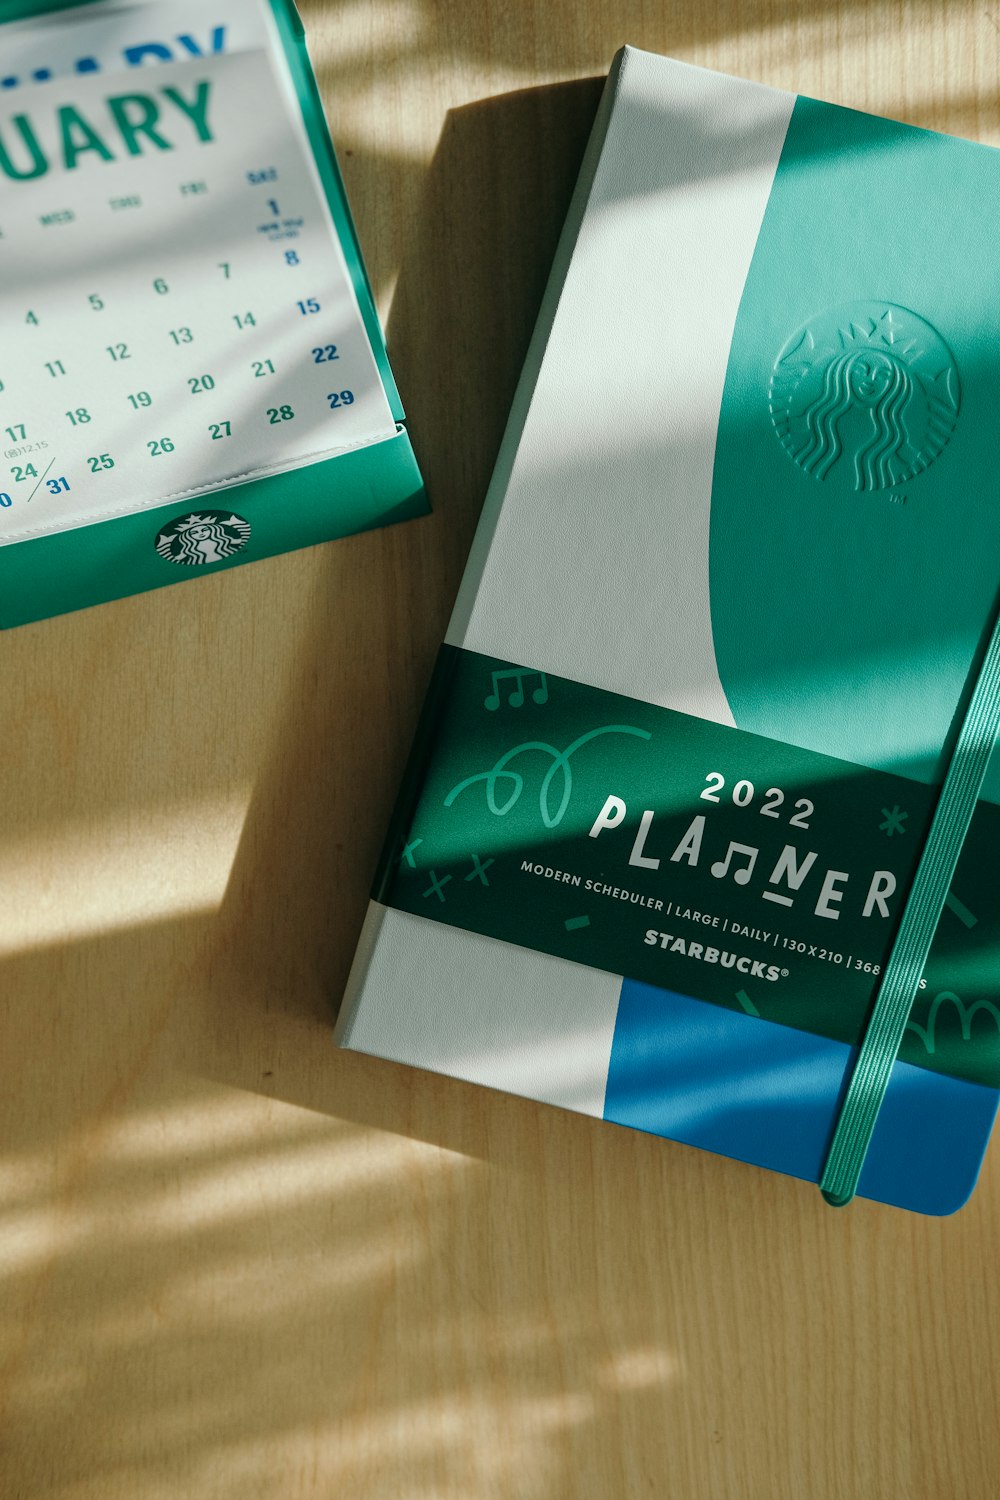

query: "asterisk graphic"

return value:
[879, 805, 908, 837]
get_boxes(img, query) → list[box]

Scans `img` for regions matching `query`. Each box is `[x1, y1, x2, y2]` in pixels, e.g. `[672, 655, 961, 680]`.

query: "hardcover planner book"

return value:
[0, 0, 426, 627]
[336, 47, 1000, 1214]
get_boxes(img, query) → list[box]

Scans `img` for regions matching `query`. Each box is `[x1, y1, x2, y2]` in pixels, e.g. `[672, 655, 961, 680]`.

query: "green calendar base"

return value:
[0, 426, 426, 628]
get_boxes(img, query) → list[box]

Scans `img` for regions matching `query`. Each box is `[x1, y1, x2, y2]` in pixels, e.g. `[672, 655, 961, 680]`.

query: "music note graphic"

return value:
[484, 668, 549, 711]
[710, 842, 759, 885]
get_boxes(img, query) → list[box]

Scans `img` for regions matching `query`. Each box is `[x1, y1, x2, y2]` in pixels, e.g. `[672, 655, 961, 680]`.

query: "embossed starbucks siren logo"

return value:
[769, 303, 960, 491]
[154, 510, 251, 566]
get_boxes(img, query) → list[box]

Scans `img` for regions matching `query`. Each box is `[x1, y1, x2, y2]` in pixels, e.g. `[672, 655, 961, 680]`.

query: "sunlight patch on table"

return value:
[0, 792, 249, 956]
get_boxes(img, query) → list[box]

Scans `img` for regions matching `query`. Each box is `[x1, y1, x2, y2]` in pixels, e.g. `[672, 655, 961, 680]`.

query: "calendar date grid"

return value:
[0, 153, 393, 535]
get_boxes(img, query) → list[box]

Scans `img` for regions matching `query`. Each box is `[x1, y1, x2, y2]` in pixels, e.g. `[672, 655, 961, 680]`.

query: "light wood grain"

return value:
[2, 2, 1000, 1496]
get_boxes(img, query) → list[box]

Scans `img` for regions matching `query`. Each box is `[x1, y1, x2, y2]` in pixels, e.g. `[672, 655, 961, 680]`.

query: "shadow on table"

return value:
[195, 77, 605, 1131]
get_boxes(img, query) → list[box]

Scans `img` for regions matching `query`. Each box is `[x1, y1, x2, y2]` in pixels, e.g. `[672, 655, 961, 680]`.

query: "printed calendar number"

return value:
[209, 422, 232, 440]
[5, 425, 27, 442]
[327, 390, 355, 409]
[47, 476, 70, 494]
[169, 328, 194, 345]
[188, 375, 216, 394]
[266, 406, 295, 424]
[107, 344, 131, 362]
[297, 298, 320, 316]
[147, 439, 176, 457]
[66, 408, 91, 426]
[87, 455, 115, 473]
[0, 493, 11, 508]
[234, 312, 257, 329]
[12, 465, 37, 480]
[312, 346, 339, 363]
[45, 360, 67, 378]
[128, 393, 153, 409]
[252, 359, 275, 378]
[88, 294, 104, 311]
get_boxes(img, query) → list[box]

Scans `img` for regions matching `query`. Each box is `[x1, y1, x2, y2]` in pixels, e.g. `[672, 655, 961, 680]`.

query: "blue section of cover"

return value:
[605, 979, 997, 1214]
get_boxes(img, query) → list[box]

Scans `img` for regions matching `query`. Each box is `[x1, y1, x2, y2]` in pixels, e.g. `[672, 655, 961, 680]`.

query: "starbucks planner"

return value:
[0, 0, 426, 626]
[336, 48, 1000, 1214]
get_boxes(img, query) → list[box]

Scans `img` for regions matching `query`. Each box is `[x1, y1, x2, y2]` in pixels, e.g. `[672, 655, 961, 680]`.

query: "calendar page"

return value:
[0, 0, 397, 545]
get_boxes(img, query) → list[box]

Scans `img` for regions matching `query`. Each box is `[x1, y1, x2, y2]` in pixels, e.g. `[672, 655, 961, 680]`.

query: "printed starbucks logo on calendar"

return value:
[154, 509, 251, 565]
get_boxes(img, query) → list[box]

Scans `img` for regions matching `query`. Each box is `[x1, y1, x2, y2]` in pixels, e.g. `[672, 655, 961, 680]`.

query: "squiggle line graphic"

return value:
[905, 990, 1000, 1055]
[444, 725, 651, 829]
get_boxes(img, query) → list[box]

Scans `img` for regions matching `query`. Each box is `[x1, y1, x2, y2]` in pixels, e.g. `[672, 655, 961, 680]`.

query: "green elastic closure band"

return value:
[820, 596, 1000, 1207]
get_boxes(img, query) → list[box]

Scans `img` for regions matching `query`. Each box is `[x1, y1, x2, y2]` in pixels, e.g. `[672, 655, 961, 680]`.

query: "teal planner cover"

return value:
[0, 0, 426, 626]
[335, 47, 1000, 1214]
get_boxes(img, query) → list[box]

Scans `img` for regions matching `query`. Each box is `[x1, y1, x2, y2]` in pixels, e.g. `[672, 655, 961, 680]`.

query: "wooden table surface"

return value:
[3, 2, 1000, 1495]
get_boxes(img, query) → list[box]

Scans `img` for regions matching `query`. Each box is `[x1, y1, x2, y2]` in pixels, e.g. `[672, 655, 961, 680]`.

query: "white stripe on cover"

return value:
[336, 903, 622, 1117]
[449, 46, 794, 725]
